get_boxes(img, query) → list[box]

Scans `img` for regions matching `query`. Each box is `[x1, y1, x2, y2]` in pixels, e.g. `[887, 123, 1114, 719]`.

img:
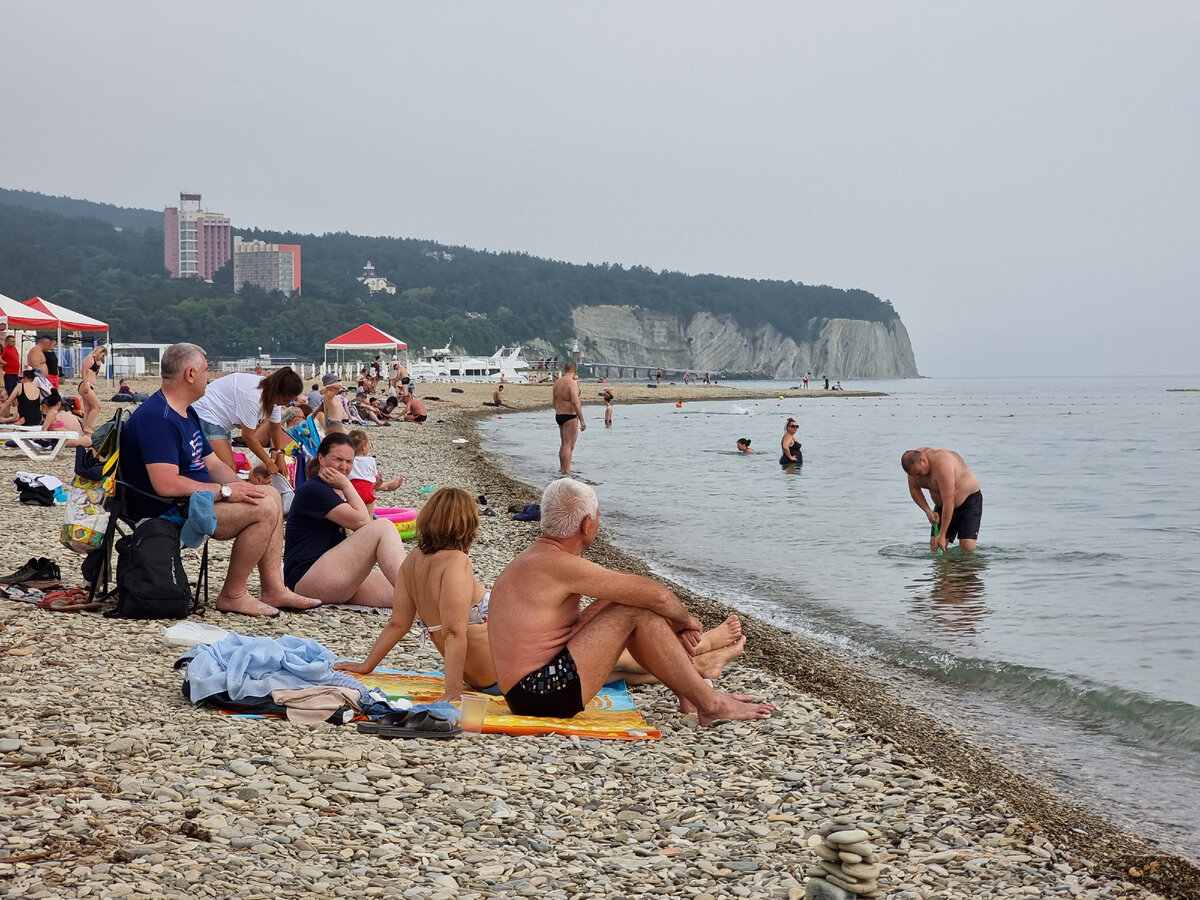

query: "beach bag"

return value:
[112, 518, 194, 619]
[60, 474, 113, 553]
[61, 439, 120, 554]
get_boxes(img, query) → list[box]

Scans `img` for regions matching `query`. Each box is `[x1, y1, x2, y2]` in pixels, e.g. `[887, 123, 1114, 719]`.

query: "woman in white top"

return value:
[191, 367, 303, 477]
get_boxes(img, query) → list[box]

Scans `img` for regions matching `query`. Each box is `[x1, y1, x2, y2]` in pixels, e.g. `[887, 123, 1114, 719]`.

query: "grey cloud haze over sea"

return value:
[2, 2, 1197, 378]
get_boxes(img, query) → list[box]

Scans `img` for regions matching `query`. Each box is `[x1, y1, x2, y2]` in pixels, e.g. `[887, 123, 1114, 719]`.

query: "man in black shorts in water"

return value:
[901, 447, 983, 552]
[488, 478, 775, 724]
[552, 360, 585, 475]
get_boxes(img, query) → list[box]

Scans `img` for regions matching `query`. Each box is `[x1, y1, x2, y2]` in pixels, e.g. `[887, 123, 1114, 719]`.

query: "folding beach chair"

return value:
[285, 414, 323, 459]
[84, 409, 210, 612]
[285, 414, 323, 493]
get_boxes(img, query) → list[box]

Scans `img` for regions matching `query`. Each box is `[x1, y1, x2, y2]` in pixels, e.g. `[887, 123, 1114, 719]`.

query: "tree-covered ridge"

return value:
[0, 191, 899, 358]
[0, 188, 163, 232]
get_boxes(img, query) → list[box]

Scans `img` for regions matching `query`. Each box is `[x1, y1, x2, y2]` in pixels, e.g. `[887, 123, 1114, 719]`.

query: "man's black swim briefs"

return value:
[555, 413, 577, 427]
[504, 647, 584, 718]
[936, 490, 983, 544]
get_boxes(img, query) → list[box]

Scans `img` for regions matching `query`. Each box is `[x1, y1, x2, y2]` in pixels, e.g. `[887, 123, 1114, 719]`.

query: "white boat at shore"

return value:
[409, 343, 534, 383]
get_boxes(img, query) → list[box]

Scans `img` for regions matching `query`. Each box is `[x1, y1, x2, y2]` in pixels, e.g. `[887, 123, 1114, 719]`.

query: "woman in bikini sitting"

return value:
[282, 432, 408, 609]
[335, 487, 492, 701]
[336, 488, 748, 701]
[41, 390, 91, 448]
[79, 345, 107, 434]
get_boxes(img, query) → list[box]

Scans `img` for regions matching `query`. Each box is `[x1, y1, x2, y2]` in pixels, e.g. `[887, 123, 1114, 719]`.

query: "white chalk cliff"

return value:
[569, 306, 919, 378]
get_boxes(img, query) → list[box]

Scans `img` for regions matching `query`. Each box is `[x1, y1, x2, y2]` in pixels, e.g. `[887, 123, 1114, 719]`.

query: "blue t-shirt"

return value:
[283, 478, 347, 589]
[120, 390, 213, 520]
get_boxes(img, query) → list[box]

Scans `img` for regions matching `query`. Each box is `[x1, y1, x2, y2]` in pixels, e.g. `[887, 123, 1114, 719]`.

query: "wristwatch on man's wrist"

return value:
[219, 484, 233, 501]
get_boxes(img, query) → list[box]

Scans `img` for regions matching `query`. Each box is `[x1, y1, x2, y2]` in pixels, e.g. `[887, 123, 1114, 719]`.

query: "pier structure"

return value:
[579, 361, 716, 382]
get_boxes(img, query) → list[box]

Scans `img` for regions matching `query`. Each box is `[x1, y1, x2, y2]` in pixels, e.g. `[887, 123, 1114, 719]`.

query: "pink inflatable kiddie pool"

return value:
[375, 507, 418, 540]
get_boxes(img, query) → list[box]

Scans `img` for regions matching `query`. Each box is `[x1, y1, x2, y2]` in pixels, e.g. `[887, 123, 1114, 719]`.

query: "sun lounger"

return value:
[0, 428, 79, 461]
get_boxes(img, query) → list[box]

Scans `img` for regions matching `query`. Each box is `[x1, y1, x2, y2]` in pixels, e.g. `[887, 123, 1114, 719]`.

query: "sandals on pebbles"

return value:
[356, 710, 461, 740]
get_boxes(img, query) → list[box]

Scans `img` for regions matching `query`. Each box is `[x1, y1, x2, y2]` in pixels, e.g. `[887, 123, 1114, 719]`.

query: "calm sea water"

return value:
[479, 376, 1200, 857]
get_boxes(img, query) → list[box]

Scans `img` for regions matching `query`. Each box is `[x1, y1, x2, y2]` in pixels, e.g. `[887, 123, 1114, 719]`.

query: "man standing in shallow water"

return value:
[488, 478, 775, 724]
[552, 360, 585, 474]
[901, 447, 983, 553]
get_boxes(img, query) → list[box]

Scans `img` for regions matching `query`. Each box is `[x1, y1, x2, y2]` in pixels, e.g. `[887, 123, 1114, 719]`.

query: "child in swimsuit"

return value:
[347, 429, 404, 514]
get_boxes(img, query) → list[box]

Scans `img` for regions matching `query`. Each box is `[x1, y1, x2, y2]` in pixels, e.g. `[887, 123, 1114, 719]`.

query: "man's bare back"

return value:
[552, 363, 585, 474]
[909, 448, 978, 502]
[489, 541, 599, 687]
[552, 373, 582, 416]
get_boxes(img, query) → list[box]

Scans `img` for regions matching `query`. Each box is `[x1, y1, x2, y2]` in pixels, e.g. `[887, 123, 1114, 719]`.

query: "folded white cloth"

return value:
[162, 621, 232, 648]
[14, 471, 64, 491]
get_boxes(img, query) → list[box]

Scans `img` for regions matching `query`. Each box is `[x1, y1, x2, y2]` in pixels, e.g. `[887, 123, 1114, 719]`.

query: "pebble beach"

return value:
[1, 378, 1196, 900]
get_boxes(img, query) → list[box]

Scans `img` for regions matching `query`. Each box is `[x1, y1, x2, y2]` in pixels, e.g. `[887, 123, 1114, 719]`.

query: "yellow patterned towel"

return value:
[359, 670, 661, 741]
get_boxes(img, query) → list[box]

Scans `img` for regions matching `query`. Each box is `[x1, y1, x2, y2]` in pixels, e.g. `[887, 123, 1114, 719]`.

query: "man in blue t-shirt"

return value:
[121, 343, 321, 617]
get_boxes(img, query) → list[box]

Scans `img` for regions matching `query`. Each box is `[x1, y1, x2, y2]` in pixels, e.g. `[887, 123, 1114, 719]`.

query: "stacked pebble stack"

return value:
[805, 821, 886, 899]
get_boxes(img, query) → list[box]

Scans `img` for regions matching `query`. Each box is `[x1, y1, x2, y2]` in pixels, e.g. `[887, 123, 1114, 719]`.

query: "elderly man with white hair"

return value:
[488, 478, 775, 724]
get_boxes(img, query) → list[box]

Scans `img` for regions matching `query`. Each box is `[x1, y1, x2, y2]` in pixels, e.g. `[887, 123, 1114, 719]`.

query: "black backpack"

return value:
[110, 518, 199, 619]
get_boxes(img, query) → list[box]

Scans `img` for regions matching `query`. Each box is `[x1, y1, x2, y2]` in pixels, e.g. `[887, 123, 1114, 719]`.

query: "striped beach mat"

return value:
[361, 669, 662, 741]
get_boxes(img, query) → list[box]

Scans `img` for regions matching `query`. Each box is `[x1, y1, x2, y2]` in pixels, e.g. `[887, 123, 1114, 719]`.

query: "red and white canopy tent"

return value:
[0, 292, 58, 374]
[323, 323, 407, 370]
[0, 291, 57, 331]
[23, 296, 112, 380]
[24, 296, 110, 341]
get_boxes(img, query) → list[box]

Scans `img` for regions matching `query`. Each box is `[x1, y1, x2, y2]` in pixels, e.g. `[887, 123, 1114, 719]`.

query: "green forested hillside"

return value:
[0, 192, 898, 358]
[0, 189, 163, 232]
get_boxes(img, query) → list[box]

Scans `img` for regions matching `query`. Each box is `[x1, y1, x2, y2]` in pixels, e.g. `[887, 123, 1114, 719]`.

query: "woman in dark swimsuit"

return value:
[79, 345, 107, 434]
[282, 432, 406, 608]
[1, 368, 44, 427]
[780, 417, 802, 466]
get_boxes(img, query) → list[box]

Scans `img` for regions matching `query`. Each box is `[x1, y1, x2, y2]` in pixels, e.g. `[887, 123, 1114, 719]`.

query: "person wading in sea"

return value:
[901, 447, 983, 553]
[552, 361, 585, 474]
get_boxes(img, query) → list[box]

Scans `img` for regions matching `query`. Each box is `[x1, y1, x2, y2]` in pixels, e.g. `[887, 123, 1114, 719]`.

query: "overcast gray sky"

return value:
[3, 2, 1197, 377]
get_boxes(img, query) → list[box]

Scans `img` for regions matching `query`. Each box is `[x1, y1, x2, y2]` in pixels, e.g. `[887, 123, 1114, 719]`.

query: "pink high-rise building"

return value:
[233, 237, 302, 295]
[164, 193, 231, 281]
